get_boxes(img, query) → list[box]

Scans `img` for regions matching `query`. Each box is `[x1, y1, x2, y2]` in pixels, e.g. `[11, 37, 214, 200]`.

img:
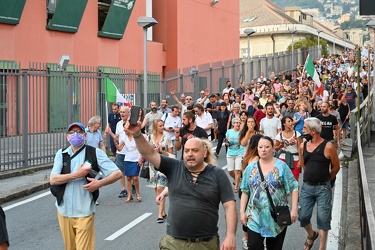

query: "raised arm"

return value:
[127, 121, 162, 169]
[170, 88, 183, 109]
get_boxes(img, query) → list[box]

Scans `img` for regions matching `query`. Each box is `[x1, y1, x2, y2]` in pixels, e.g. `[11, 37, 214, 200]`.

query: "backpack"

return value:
[162, 112, 169, 122]
[50, 145, 99, 205]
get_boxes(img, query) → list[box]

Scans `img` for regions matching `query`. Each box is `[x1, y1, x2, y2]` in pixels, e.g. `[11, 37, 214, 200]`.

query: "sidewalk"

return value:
[0, 164, 52, 204]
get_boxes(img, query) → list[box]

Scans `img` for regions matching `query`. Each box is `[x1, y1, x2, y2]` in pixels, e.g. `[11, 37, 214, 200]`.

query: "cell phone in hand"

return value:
[130, 106, 141, 125]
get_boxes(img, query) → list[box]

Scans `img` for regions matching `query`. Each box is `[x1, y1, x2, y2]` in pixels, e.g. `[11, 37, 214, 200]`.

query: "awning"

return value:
[46, 0, 88, 33]
[0, 0, 26, 25]
[98, 66, 122, 74]
[98, 0, 136, 39]
[0, 60, 20, 70]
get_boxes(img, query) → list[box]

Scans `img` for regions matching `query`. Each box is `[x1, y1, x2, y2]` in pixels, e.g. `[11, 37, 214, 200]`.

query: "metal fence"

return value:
[356, 122, 375, 250]
[0, 46, 318, 171]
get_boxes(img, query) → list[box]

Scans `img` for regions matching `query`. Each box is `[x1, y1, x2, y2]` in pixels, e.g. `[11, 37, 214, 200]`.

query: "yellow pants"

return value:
[57, 211, 95, 250]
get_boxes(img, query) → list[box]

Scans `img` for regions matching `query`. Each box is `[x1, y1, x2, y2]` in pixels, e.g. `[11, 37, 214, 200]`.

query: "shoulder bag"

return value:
[257, 161, 291, 226]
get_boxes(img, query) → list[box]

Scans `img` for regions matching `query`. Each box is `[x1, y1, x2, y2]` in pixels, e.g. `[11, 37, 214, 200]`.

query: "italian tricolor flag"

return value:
[304, 55, 324, 96]
[105, 78, 131, 107]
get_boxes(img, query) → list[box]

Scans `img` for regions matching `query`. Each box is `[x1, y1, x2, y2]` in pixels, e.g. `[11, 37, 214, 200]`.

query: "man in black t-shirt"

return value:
[206, 94, 219, 142]
[173, 111, 208, 158]
[128, 122, 237, 249]
[317, 102, 340, 149]
[0, 206, 9, 249]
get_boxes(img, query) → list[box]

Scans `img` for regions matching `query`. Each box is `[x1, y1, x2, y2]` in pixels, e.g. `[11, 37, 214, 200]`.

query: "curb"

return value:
[0, 164, 53, 204]
[0, 164, 53, 180]
[0, 182, 51, 205]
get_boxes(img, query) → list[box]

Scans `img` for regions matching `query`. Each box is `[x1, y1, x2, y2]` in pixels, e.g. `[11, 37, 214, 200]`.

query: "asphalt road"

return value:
[2, 145, 328, 250]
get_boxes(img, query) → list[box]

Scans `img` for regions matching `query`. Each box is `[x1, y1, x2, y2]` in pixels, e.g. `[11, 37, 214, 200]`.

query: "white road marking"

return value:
[105, 213, 153, 241]
[3, 191, 51, 211]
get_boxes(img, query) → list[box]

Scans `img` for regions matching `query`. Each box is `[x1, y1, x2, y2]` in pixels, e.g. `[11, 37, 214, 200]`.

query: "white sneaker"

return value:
[242, 239, 248, 250]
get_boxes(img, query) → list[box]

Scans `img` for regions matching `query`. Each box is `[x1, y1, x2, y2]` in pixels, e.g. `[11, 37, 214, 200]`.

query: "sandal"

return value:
[304, 231, 319, 250]
[125, 196, 133, 203]
[137, 196, 142, 202]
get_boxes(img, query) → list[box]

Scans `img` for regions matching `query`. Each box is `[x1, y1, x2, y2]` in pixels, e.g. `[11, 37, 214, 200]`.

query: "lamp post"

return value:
[317, 30, 322, 57]
[137, 16, 158, 108]
[244, 28, 256, 84]
[332, 30, 337, 55]
[290, 29, 297, 70]
[366, 20, 375, 120]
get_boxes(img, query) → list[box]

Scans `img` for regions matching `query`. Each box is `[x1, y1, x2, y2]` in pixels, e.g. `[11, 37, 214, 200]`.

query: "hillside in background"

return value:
[271, 0, 322, 8]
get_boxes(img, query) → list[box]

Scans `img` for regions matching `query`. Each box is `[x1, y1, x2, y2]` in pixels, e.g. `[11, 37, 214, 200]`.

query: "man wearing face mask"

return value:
[50, 122, 122, 250]
[298, 117, 340, 250]
[222, 80, 234, 94]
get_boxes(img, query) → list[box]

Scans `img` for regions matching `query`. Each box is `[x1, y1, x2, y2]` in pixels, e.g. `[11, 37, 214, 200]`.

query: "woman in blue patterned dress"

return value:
[240, 136, 299, 250]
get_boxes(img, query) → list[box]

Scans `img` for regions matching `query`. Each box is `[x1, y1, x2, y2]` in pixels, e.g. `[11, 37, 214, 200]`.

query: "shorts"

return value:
[115, 154, 125, 172]
[340, 120, 349, 130]
[298, 181, 332, 230]
[226, 155, 243, 171]
[212, 119, 217, 128]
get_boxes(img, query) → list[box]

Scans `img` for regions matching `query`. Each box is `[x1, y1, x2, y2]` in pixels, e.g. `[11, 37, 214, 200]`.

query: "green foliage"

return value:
[287, 35, 329, 57]
[272, 0, 322, 8]
[340, 19, 372, 30]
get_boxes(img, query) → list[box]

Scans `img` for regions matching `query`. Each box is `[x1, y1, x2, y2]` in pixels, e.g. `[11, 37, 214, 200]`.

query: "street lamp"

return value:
[332, 30, 337, 55]
[366, 20, 375, 118]
[317, 30, 322, 57]
[290, 29, 297, 70]
[137, 16, 158, 109]
[244, 28, 256, 84]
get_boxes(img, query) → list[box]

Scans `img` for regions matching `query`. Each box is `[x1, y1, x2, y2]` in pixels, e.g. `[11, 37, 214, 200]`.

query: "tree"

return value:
[287, 35, 329, 57]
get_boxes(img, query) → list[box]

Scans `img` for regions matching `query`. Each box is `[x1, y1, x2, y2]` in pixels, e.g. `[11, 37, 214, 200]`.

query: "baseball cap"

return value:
[347, 84, 352, 87]
[67, 122, 85, 132]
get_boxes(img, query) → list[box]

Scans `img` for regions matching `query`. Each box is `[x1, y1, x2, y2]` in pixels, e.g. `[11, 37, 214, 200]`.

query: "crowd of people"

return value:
[44, 48, 373, 250]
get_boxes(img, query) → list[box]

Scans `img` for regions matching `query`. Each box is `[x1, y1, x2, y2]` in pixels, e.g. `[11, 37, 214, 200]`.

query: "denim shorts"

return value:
[115, 154, 125, 172]
[340, 120, 349, 130]
[298, 181, 332, 230]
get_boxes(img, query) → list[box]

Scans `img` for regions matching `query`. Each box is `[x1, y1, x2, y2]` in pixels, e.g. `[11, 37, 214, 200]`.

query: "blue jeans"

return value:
[298, 181, 332, 230]
[115, 154, 125, 172]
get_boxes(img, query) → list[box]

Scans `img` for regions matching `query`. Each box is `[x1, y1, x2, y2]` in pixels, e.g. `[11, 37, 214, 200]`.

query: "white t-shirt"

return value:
[116, 130, 127, 155]
[222, 87, 234, 94]
[274, 131, 301, 161]
[163, 114, 181, 140]
[260, 117, 281, 139]
[122, 135, 141, 162]
[195, 112, 213, 136]
[115, 120, 126, 154]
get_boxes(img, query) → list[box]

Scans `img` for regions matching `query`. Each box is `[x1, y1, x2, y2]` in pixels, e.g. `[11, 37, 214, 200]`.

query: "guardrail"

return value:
[356, 122, 375, 250]
[349, 90, 373, 150]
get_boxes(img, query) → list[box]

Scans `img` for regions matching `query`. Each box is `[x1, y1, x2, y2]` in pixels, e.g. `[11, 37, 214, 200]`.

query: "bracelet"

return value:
[133, 133, 143, 139]
[175, 139, 180, 142]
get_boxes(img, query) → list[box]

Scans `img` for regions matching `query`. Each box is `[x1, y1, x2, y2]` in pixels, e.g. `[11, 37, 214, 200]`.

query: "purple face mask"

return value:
[69, 133, 85, 147]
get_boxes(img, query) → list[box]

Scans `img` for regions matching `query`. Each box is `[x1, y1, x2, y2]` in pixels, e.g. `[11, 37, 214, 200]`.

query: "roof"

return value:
[240, 0, 299, 28]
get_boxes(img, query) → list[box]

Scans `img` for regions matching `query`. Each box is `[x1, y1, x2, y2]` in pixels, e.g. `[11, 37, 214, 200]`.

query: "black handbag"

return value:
[257, 161, 292, 226]
[139, 163, 150, 179]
